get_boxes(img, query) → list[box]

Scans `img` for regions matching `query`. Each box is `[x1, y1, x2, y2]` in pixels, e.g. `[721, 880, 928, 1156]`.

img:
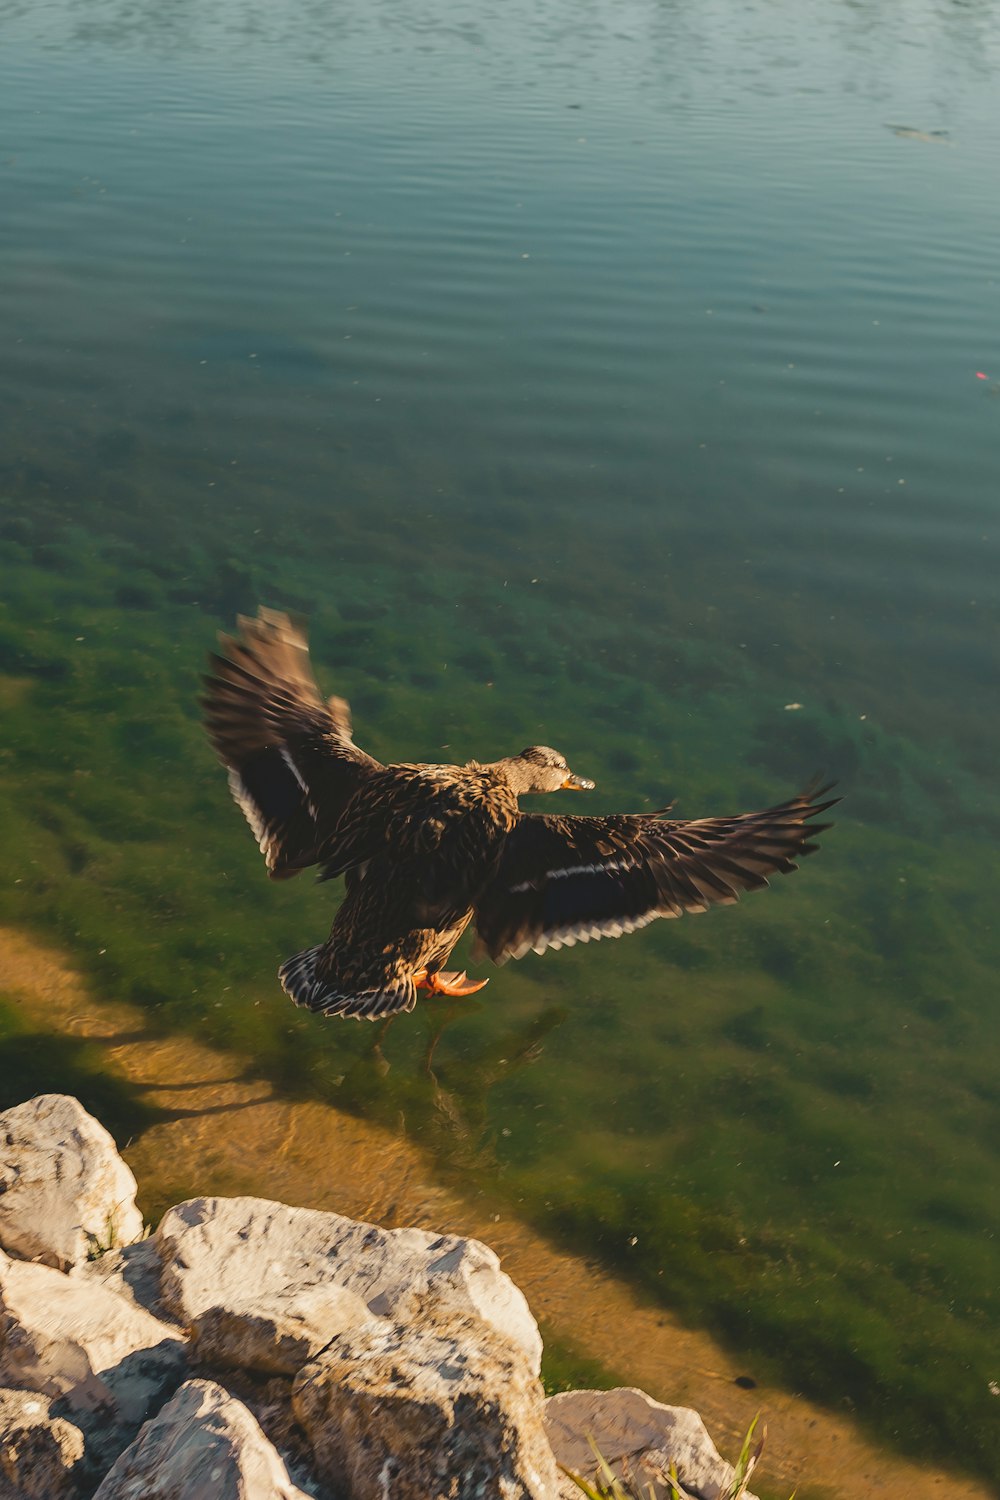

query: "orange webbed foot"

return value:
[413, 969, 489, 998]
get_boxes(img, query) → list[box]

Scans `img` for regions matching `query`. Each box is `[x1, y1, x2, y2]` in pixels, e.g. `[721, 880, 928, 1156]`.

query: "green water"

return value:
[2, 0, 1000, 1482]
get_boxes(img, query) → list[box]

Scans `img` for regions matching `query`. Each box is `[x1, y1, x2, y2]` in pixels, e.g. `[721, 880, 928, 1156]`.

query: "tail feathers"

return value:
[278, 946, 418, 1021]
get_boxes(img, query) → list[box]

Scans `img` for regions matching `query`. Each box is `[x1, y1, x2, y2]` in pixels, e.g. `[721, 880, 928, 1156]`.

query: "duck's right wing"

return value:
[473, 781, 837, 963]
[201, 608, 381, 878]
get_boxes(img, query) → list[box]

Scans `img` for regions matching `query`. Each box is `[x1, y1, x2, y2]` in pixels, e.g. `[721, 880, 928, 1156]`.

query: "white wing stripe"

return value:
[280, 746, 322, 821]
[279, 746, 313, 799]
[509, 857, 629, 894]
[228, 768, 274, 861]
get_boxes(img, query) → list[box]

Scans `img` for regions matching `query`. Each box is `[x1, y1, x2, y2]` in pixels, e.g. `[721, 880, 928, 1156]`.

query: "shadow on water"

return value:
[0, 1029, 161, 1147]
[0, 1003, 293, 1145]
[262, 997, 570, 1182]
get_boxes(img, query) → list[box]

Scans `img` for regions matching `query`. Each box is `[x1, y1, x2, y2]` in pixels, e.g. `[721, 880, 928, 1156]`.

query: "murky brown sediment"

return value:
[0, 925, 986, 1500]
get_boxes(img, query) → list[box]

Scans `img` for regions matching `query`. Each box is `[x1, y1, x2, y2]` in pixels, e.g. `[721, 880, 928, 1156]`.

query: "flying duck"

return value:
[202, 608, 836, 1020]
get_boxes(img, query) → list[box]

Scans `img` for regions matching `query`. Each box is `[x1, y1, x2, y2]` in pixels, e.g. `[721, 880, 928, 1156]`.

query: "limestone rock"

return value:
[545, 1388, 758, 1500]
[71, 1239, 173, 1325]
[0, 1250, 186, 1427]
[156, 1196, 541, 1374]
[190, 1282, 373, 1377]
[0, 1387, 85, 1500]
[92, 1379, 314, 1500]
[293, 1310, 559, 1500]
[0, 1095, 145, 1272]
[389, 1225, 542, 1372]
[209, 1369, 325, 1500]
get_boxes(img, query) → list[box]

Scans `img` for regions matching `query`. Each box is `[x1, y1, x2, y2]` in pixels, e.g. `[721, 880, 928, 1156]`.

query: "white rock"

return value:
[71, 1239, 172, 1324]
[0, 1095, 144, 1272]
[0, 1387, 85, 1500]
[92, 1379, 314, 1500]
[207, 1369, 324, 1500]
[156, 1196, 541, 1374]
[189, 1281, 374, 1377]
[545, 1387, 758, 1500]
[0, 1250, 186, 1427]
[293, 1310, 559, 1500]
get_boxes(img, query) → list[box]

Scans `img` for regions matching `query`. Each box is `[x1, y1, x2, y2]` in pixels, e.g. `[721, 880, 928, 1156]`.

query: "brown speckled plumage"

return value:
[202, 608, 837, 1021]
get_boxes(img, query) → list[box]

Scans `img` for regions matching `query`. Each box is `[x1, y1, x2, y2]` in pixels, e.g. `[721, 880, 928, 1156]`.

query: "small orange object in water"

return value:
[975, 371, 988, 379]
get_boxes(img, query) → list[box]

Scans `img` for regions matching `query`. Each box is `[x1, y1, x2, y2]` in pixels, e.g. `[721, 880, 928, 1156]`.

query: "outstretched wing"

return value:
[474, 781, 838, 963]
[201, 607, 381, 878]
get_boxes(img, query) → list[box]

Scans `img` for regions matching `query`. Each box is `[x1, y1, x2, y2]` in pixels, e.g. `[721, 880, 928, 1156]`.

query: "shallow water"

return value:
[5, 925, 994, 1500]
[1, 0, 999, 1483]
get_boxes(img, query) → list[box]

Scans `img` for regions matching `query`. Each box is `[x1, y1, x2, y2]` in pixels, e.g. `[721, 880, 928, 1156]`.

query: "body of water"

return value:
[1, 0, 999, 1486]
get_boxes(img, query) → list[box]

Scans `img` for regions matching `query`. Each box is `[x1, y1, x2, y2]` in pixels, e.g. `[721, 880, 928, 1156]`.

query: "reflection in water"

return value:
[336, 1001, 568, 1180]
[6, 0, 997, 94]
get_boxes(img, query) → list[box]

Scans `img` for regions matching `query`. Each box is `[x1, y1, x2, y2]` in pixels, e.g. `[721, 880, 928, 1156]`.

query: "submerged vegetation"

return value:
[1, 485, 998, 1485]
[4, 0, 1000, 1483]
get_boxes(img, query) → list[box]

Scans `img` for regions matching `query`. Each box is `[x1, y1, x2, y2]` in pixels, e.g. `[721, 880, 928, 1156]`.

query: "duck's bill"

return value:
[561, 773, 596, 790]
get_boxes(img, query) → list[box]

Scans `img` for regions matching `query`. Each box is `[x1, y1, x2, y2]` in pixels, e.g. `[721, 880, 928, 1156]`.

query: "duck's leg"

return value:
[413, 968, 489, 998]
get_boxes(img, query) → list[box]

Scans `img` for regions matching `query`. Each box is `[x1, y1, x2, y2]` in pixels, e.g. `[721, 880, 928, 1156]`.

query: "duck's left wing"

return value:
[202, 608, 380, 879]
[473, 782, 837, 963]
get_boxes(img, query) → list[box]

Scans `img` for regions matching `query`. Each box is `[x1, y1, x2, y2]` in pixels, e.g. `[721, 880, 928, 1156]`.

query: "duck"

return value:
[202, 608, 837, 1020]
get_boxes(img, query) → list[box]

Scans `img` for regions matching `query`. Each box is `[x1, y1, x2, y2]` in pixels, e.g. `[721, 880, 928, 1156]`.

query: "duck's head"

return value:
[505, 745, 595, 796]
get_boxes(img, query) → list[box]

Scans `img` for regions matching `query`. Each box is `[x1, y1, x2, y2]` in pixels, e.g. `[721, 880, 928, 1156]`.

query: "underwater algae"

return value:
[1, 499, 1000, 1483]
[0, 921, 992, 1500]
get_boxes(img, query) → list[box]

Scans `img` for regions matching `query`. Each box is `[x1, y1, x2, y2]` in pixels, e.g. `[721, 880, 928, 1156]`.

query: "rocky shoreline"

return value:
[0, 1093, 754, 1500]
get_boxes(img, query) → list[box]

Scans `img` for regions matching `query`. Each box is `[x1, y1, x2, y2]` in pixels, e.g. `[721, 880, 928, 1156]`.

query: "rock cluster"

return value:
[0, 1094, 755, 1500]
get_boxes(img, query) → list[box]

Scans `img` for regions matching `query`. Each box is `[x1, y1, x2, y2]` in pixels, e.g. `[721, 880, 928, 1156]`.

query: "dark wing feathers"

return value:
[474, 783, 838, 962]
[201, 608, 380, 878]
